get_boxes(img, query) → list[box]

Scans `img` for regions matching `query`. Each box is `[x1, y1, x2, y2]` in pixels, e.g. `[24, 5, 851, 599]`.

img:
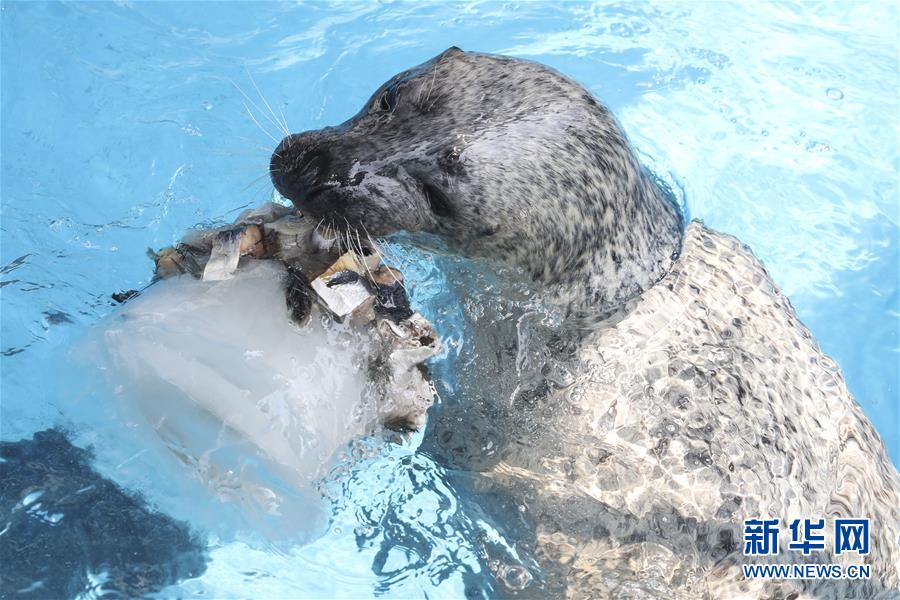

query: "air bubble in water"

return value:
[805, 141, 831, 153]
[825, 87, 844, 100]
[497, 564, 532, 591]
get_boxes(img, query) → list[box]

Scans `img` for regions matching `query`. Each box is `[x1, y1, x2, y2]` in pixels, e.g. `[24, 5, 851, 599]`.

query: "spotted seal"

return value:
[270, 48, 899, 597]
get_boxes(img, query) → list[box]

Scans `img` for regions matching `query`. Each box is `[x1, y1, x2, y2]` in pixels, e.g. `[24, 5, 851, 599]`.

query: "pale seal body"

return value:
[481, 222, 900, 597]
[270, 48, 899, 597]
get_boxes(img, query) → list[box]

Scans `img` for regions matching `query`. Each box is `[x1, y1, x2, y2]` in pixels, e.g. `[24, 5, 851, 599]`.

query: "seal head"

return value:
[270, 47, 683, 312]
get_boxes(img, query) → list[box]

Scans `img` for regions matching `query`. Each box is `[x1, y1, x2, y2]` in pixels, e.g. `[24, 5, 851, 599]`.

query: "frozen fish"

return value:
[101, 203, 442, 522]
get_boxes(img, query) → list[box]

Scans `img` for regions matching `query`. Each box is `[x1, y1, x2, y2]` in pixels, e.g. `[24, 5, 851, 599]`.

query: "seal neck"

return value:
[544, 172, 684, 317]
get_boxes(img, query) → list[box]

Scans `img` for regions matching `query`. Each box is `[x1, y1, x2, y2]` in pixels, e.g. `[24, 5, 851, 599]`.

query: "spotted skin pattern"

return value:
[489, 223, 900, 597]
[271, 48, 899, 598]
[271, 47, 682, 315]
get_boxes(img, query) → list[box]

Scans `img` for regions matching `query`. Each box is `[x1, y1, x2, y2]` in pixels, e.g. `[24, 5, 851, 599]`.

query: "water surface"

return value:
[1, 2, 897, 597]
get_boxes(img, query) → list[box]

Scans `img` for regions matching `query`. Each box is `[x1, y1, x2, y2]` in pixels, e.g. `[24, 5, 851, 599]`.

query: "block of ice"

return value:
[88, 260, 386, 533]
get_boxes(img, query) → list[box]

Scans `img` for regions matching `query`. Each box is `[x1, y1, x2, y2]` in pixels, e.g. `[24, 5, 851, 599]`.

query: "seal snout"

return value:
[270, 133, 333, 210]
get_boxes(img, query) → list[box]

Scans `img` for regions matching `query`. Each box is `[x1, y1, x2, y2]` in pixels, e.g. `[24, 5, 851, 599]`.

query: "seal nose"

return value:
[269, 133, 330, 205]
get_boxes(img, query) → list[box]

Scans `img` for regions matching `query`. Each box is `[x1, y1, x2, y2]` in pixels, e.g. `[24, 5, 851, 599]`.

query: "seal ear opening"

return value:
[423, 183, 455, 218]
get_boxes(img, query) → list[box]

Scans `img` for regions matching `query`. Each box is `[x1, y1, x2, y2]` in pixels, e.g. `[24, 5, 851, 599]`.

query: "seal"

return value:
[270, 48, 900, 597]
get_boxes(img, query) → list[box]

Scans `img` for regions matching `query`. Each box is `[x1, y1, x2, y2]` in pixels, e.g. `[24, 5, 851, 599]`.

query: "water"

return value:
[2, 1, 898, 597]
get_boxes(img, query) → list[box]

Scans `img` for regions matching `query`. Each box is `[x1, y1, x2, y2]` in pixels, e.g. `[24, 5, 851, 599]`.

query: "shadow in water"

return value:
[0, 429, 207, 598]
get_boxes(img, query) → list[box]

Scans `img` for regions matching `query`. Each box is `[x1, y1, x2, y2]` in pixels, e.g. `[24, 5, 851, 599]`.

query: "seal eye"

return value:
[377, 84, 400, 113]
[379, 91, 393, 111]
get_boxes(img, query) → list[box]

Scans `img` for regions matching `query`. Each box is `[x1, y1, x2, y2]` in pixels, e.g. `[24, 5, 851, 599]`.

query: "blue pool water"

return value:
[2, 2, 898, 597]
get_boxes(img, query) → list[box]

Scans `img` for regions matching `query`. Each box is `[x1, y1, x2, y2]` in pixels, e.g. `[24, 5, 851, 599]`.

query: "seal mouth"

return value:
[279, 182, 342, 221]
[302, 182, 340, 204]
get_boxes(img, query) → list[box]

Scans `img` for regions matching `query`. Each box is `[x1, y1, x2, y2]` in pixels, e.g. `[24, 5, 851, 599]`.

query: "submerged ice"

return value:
[83, 261, 383, 532]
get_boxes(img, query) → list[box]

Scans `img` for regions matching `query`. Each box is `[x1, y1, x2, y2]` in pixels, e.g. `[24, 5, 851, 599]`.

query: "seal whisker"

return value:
[233, 135, 284, 158]
[278, 106, 292, 145]
[242, 171, 274, 192]
[330, 223, 339, 253]
[209, 150, 277, 162]
[246, 69, 290, 137]
[242, 102, 279, 144]
[346, 228, 355, 260]
[347, 218, 379, 285]
[334, 221, 342, 249]
[233, 76, 287, 139]
[362, 224, 406, 293]
[322, 219, 339, 252]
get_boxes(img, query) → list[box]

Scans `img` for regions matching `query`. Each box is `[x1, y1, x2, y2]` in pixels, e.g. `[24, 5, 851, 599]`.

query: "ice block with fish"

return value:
[96, 202, 441, 528]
